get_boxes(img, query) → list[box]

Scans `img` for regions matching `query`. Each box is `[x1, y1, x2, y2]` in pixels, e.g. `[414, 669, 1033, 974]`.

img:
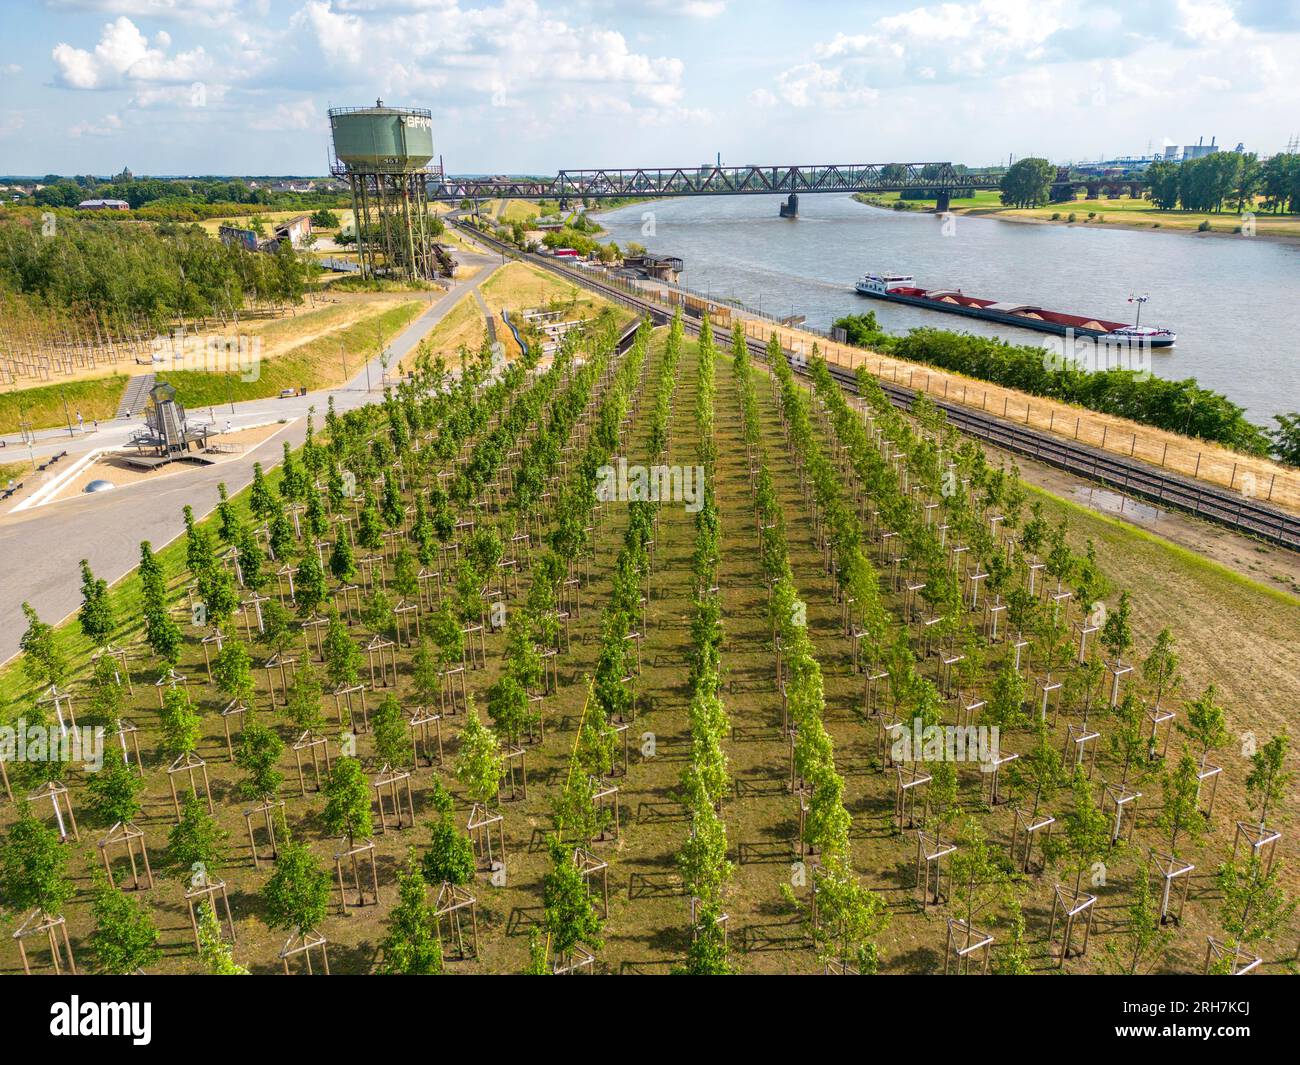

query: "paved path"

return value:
[0, 252, 500, 665]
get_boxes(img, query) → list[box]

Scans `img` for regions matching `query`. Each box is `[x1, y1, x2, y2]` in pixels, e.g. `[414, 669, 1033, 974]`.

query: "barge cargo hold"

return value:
[854, 273, 1176, 347]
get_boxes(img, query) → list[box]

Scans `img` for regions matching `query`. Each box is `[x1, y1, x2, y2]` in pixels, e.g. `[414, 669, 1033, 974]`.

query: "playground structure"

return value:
[123, 382, 214, 469]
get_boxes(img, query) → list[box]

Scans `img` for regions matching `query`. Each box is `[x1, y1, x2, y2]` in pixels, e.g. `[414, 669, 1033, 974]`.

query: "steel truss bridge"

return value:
[431, 162, 1001, 206]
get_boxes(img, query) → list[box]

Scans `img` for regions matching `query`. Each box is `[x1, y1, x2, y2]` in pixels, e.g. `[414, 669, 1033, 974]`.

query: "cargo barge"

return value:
[854, 273, 1176, 346]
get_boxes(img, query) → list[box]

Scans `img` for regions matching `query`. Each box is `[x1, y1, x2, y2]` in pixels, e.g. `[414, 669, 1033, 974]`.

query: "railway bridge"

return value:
[431, 162, 1003, 215]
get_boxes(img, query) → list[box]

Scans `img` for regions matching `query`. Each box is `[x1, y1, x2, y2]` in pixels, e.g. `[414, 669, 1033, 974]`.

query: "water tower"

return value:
[329, 101, 442, 281]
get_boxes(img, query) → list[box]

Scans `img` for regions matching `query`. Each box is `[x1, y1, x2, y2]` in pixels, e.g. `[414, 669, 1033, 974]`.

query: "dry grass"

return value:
[398, 293, 485, 373]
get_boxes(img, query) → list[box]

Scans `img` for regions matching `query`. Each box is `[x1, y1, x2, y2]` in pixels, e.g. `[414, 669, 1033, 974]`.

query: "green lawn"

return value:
[0, 375, 129, 437]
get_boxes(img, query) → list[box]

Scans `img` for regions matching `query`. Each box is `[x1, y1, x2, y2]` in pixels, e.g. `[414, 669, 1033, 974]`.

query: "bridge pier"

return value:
[934, 190, 951, 213]
[778, 192, 799, 218]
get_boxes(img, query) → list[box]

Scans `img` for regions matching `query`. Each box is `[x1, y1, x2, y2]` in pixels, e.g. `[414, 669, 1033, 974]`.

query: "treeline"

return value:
[832, 313, 1297, 462]
[0, 213, 314, 325]
[1144, 152, 1300, 214]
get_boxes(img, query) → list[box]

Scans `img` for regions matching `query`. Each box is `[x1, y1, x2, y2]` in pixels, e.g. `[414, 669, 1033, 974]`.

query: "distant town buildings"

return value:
[77, 198, 130, 210]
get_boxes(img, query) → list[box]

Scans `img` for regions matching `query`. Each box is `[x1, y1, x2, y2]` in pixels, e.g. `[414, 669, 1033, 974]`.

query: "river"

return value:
[594, 193, 1300, 422]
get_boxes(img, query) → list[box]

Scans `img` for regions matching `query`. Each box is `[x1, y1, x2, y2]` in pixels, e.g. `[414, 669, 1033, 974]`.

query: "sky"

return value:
[1, 0, 1298, 177]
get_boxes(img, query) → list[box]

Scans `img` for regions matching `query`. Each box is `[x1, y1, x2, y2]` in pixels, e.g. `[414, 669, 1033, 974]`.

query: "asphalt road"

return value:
[0, 249, 500, 667]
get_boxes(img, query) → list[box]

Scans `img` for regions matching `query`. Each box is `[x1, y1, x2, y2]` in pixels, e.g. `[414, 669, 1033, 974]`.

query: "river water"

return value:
[594, 193, 1300, 422]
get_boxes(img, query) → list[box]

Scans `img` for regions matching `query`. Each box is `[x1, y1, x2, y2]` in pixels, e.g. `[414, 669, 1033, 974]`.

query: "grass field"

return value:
[0, 375, 129, 437]
[1, 322, 1296, 975]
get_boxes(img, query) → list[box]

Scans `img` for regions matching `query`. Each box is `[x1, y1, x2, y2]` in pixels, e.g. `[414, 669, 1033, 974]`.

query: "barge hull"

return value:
[856, 288, 1175, 346]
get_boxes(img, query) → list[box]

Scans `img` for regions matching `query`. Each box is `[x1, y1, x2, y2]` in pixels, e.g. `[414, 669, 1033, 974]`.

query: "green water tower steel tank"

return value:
[329, 101, 434, 173]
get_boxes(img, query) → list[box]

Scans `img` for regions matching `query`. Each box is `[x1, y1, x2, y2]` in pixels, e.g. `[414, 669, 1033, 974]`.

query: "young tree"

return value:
[262, 833, 331, 936]
[1102, 863, 1172, 975]
[196, 901, 249, 974]
[1142, 628, 1181, 710]
[1245, 734, 1291, 831]
[167, 793, 229, 885]
[992, 899, 1033, 975]
[19, 601, 66, 689]
[77, 559, 115, 647]
[323, 614, 362, 690]
[87, 881, 161, 974]
[378, 852, 443, 975]
[284, 665, 326, 734]
[1101, 589, 1134, 664]
[542, 835, 602, 966]
[361, 588, 395, 638]
[1053, 767, 1110, 893]
[522, 926, 550, 975]
[411, 634, 442, 706]
[140, 542, 183, 666]
[257, 598, 296, 658]
[810, 853, 890, 975]
[159, 685, 202, 758]
[212, 639, 256, 707]
[0, 802, 75, 916]
[1180, 684, 1229, 769]
[985, 656, 1028, 730]
[422, 781, 475, 886]
[249, 462, 276, 523]
[234, 717, 285, 802]
[371, 692, 410, 770]
[322, 756, 373, 846]
[1157, 748, 1209, 859]
[1214, 855, 1297, 963]
[294, 551, 330, 617]
[85, 746, 145, 826]
[215, 482, 241, 545]
[455, 700, 503, 807]
[235, 524, 266, 590]
[328, 535, 357, 584]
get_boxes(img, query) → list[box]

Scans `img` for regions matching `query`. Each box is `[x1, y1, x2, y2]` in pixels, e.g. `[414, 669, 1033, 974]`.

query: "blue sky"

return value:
[1, 0, 1298, 176]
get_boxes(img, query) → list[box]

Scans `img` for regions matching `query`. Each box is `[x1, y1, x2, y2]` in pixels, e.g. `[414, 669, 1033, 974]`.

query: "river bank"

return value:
[852, 190, 1300, 243]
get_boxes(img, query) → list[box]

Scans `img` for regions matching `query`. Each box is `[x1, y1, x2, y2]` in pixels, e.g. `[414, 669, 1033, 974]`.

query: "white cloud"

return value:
[249, 99, 319, 130]
[68, 112, 123, 136]
[52, 16, 213, 89]
[288, 0, 694, 122]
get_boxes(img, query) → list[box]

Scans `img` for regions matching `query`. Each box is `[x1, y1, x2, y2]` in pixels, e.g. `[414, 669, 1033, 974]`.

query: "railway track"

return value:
[459, 222, 1300, 552]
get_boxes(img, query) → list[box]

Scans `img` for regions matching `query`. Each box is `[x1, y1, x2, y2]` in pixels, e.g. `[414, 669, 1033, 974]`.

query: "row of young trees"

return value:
[534, 321, 656, 970]
[735, 327, 892, 972]
[675, 315, 734, 974]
